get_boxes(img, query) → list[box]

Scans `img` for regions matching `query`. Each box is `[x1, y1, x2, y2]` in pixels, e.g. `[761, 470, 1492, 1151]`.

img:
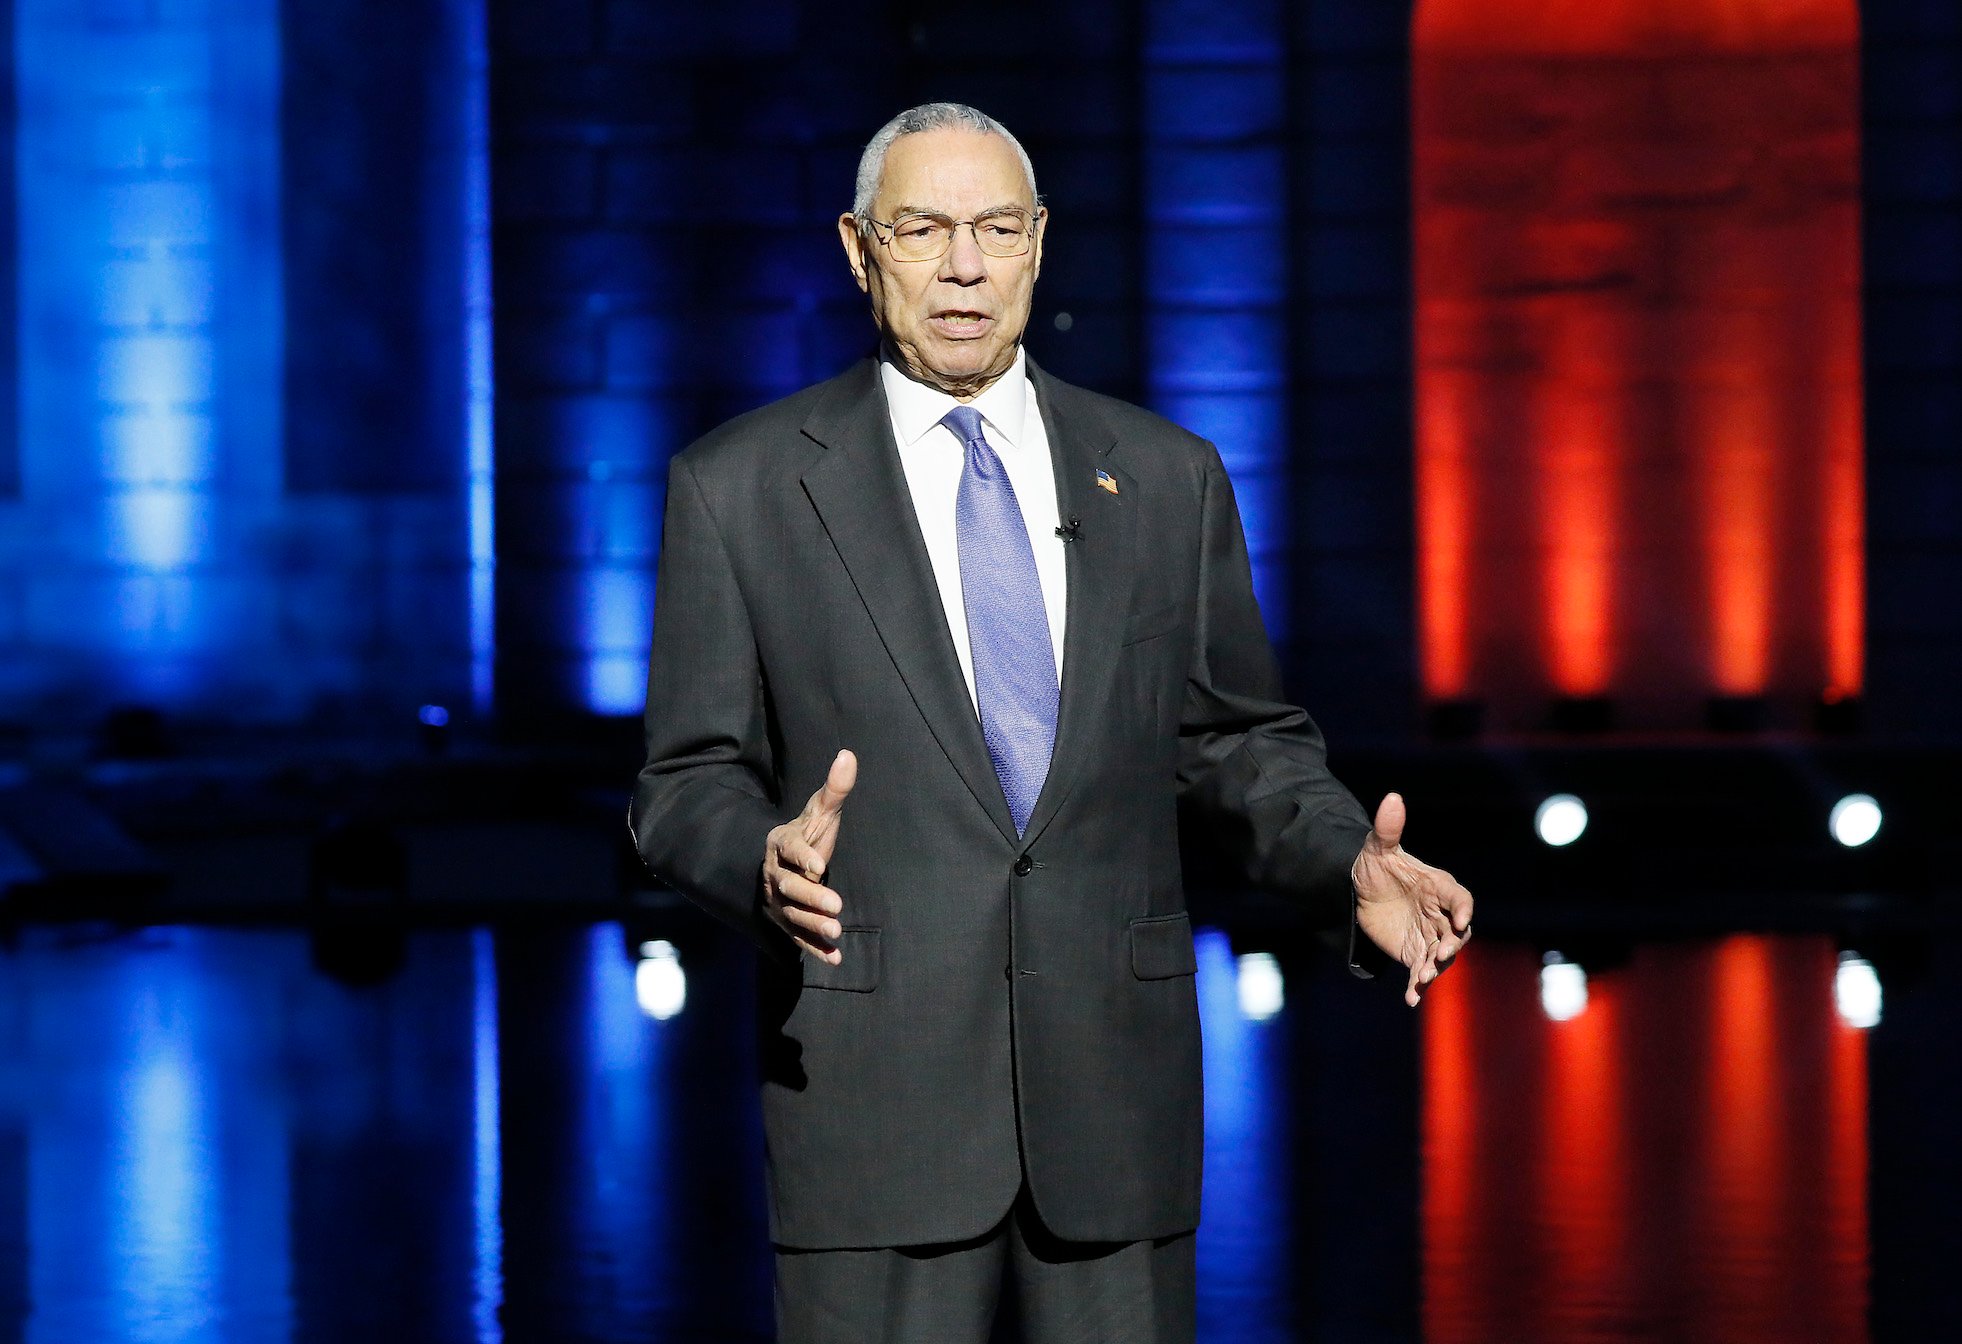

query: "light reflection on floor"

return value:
[0, 919, 1937, 1341]
[1421, 935, 1869, 1344]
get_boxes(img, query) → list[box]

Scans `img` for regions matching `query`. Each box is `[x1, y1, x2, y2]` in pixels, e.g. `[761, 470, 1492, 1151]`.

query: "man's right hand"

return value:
[762, 749, 857, 964]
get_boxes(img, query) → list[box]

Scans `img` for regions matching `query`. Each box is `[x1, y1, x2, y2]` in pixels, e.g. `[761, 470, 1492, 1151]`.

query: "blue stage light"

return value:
[470, 927, 503, 1339]
[18, 0, 279, 703]
[462, 0, 496, 716]
[584, 568, 655, 715]
[1143, 12, 1288, 635]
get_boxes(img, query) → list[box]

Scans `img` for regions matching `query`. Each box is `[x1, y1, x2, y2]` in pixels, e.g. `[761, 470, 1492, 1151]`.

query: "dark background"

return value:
[0, 3, 1955, 1339]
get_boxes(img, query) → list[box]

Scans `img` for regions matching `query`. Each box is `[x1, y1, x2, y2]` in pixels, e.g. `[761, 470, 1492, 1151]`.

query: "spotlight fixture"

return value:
[1828, 794, 1881, 848]
[417, 703, 452, 756]
[1235, 952, 1284, 1022]
[1540, 951, 1588, 1021]
[1535, 794, 1588, 847]
[1833, 951, 1880, 1029]
[634, 939, 686, 1020]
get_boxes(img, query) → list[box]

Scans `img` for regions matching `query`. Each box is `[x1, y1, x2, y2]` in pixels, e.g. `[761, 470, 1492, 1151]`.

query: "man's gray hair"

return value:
[851, 102, 1039, 218]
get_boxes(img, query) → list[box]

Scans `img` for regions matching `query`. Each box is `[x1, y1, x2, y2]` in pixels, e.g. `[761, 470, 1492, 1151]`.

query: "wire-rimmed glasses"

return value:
[860, 208, 1041, 262]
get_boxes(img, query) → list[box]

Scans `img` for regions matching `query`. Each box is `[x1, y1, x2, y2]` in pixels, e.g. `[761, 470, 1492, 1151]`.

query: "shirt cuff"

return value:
[1346, 881, 1375, 979]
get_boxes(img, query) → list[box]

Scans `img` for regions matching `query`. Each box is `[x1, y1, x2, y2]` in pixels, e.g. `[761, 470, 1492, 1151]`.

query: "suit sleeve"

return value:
[629, 455, 793, 958]
[1174, 443, 1390, 979]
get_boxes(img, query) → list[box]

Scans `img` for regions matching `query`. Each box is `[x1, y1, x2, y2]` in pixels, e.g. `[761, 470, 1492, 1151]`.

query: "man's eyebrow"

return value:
[883, 202, 1032, 218]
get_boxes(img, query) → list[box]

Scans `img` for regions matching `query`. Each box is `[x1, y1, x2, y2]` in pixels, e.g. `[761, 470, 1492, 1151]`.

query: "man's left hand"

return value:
[1352, 792, 1474, 1007]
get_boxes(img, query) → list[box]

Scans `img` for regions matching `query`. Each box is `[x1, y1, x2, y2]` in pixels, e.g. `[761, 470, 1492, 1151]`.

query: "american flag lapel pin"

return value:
[1095, 469, 1118, 495]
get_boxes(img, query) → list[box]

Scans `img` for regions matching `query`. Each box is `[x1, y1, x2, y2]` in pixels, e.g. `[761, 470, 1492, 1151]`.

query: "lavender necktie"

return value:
[943, 404, 1058, 835]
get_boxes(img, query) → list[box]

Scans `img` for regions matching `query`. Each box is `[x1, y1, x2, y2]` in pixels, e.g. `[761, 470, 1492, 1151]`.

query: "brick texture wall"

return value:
[488, 0, 1160, 717]
[1290, 0, 1418, 742]
[0, 0, 477, 730]
[488, 0, 1418, 738]
[1413, 0, 1865, 733]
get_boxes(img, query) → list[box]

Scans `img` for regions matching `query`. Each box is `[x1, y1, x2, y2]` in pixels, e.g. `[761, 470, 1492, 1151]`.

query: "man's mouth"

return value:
[929, 311, 992, 336]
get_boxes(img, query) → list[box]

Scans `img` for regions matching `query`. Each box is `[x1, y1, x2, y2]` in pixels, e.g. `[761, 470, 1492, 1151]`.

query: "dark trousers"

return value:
[774, 1188, 1197, 1344]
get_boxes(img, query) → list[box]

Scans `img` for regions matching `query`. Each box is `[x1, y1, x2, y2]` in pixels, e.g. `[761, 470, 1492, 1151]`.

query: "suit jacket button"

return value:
[1013, 855, 1034, 877]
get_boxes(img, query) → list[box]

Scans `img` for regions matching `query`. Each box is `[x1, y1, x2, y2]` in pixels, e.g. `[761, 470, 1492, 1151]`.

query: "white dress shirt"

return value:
[880, 347, 1068, 714]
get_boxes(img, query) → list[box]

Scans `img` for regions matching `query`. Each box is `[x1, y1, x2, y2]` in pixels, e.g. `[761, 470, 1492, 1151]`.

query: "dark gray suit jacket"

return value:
[630, 354, 1375, 1250]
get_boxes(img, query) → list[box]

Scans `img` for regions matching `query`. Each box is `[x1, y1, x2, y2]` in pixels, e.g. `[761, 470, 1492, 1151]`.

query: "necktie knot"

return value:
[942, 405, 1007, 482]
[941, 405, 987, 448]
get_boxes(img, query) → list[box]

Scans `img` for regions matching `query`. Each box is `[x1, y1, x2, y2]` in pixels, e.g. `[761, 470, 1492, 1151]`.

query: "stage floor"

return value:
[0, 911, 1950, 1342]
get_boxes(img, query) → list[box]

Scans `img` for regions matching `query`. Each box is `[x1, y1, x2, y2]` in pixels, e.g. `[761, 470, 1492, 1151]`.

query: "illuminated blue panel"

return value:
[1193, 927, 1291, 1338]
[472, 928, 505, 1344]
[463, 0, 496, 716]
[1143, 0, 1290, 635]
[16, 0, 281, 705]
[577, 923, 669, 1300]
[24, 928, 297, 1341]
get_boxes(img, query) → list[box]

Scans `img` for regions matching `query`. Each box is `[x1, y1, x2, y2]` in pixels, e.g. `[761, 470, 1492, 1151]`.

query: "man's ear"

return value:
[1030, 205, 1047, 284]
[837, 213, 871, 294]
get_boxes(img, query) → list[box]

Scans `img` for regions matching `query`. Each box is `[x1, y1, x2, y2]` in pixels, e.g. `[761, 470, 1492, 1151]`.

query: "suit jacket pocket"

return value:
[1129, 912, 1197, 979]
[801, 927, 882, 992]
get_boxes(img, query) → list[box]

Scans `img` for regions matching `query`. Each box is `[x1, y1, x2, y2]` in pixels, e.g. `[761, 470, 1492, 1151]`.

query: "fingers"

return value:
[810, 749, 857, 821]
[1406, 938, 1446, 1007]
[776, 902, 839, 941]
[779, 831, 829, 882]
[1432, 930, 1465, 970]
[1449, 881, 1474, 934]
[1406, 903, 1470, 1008]
[1406, 946, 1439, 1006]
[774, 870, 842, 924]
[765, 861, 845, 961]
[796, 749, 858, 863]
[1432, 886, 1473, 962]
[791, 934, 842, 966]
[768, 895, 842, 963]
[768, 749, 858, 967]
[1372, 791, 1407, 852]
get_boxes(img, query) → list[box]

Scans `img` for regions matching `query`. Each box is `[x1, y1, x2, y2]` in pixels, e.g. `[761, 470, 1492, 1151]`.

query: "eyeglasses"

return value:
[860, 208, 1040, 262]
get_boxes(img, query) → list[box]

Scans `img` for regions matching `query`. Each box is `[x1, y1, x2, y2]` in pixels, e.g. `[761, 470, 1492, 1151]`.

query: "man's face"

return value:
[837, 128, 1045, 400]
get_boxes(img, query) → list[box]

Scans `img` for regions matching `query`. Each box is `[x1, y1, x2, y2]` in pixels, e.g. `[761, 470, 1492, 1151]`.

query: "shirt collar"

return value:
[880, 345, 1029, 450]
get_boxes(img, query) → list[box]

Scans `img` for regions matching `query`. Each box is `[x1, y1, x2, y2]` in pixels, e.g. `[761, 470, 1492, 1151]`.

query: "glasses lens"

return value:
[887, 215, 953, 260]
[973, 212, 1031, 257]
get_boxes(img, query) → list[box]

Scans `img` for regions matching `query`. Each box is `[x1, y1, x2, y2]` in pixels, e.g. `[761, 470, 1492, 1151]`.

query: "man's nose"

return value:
[939, 223, 989, 284]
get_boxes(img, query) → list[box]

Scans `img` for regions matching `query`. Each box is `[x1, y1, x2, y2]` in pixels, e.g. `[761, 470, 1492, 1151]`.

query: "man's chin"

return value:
[920, 345, 1012, 387]
[885, 333, 1018, 396]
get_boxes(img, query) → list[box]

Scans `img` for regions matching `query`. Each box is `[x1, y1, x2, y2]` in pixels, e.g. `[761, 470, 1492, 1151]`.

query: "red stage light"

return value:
[1414, 0, 1863, 729]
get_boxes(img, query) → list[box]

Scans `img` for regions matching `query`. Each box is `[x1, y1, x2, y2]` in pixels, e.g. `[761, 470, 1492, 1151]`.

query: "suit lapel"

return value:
[799, 360, 1020, 844]
[1020, 359, 1136, 847]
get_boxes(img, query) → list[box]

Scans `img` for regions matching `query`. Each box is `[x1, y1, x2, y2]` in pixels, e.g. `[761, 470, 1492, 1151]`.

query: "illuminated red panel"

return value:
[1703, 935, 1786, 1333]
[1421, 936, 1869, 1340]
[1539, 969, 1628, 1334]
[1824, 992, 1871, 1336]
[1413, 0, 1864, 728]
[1419, 949, 1480, 1340]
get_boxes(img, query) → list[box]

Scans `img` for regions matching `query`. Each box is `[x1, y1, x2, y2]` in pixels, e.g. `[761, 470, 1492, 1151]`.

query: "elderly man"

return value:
[631, 102, 1472, 1343]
